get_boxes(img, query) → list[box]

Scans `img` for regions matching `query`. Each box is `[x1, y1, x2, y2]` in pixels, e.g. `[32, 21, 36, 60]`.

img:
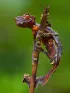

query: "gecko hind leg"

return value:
[35, 62, 59, 87]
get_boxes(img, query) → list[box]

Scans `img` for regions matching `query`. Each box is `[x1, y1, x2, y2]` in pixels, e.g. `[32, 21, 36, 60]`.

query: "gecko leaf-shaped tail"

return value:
[40, 5, 51, 30]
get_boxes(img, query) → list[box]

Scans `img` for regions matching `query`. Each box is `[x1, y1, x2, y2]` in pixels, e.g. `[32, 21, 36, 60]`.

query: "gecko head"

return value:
[15, 13, 36, 28]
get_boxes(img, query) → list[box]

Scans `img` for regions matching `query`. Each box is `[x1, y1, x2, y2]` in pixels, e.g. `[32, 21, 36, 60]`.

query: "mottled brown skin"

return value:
[15, 11, 62, 89]
[15, 14, 57, 60]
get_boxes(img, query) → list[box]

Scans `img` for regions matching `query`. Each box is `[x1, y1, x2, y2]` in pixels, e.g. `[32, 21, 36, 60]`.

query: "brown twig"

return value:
[29, 45, 40, 93]
[15, 5, 62, 93]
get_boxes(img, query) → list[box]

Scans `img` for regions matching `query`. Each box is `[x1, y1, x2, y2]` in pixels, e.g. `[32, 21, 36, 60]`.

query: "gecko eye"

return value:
[24, 14, 31, 20]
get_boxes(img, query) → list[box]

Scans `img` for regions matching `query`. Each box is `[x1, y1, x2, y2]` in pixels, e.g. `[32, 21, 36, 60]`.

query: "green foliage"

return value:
[0, 0, 70, 93]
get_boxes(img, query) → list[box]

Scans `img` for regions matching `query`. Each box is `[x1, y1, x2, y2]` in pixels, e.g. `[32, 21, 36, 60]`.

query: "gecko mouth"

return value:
[15, 16, 25, 26]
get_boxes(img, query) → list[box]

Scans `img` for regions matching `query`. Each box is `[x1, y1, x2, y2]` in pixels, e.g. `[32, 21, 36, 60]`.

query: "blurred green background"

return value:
[0, 0, 70, 93]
